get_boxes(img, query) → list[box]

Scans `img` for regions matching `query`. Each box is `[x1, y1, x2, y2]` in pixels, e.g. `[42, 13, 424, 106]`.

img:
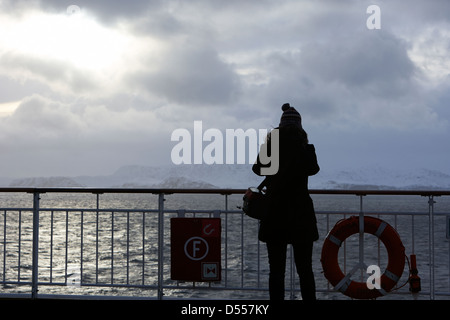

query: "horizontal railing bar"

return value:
[362, 211, 450, 216]
[31, 294, 157, 300]
[0, 281, 33, 286]
[2, 208, 446, 216]
[0, 187, 450, 197]
[318, 210, 450, 216]
[35, 282, 159, 289]
[0, 293, 33, 299]
[311, 189, 450, 196]
[34, 208, 159, 213]
[163, 285, 269, 291]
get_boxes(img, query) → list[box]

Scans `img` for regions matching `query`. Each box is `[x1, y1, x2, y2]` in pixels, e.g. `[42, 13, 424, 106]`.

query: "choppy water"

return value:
[0, 191, 449, 300]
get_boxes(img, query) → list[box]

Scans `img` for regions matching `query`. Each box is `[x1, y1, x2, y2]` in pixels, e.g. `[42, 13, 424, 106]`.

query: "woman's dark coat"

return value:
[252, 127, 320, 244]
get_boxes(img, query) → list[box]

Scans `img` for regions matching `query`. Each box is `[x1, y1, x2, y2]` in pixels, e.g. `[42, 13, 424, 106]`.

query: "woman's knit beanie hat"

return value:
[279, 103, 302, 128]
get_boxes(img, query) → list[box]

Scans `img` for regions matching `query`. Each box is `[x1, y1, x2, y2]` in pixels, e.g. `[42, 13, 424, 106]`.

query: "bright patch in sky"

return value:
[408, 26, 450, 85]
[1, 10, 131, 72]
[0, 101, 20, 117]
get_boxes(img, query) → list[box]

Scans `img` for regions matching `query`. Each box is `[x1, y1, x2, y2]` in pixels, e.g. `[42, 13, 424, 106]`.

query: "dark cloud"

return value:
[131, 43, 241, 106]
[300, 32, 415, 90]
[382, 0, 450, 28]
[131, 9, 184, 39]
[38, 0, 158, 23]
[0, 75, 49, 103]
[243, 26, 433, 131]
[0, 94, 174, 176]
[1, 52, 99, 95]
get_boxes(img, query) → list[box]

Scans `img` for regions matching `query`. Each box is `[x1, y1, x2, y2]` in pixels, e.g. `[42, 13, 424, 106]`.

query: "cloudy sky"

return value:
[0, 0, 449, 179]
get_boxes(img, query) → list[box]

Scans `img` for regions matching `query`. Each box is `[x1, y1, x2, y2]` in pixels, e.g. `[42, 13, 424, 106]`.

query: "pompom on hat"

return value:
[279, 103, 302, 128]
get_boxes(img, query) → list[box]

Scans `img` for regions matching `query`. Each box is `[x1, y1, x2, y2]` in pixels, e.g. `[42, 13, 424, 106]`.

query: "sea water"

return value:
[0, 191, 449, 300]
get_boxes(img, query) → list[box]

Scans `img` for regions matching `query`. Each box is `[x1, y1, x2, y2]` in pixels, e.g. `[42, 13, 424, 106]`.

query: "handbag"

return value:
[241, 178, 269, 220]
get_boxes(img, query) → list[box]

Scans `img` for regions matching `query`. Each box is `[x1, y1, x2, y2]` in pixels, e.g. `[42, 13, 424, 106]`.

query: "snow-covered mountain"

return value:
[312, 166, 450, 190]
[81, 164, 260, 189]
[4, 164, 450, 190]
[9, 176, 84, 188]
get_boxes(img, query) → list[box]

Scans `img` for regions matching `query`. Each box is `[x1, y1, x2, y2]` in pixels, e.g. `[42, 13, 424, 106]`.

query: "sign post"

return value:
[171, 218, 221, 281]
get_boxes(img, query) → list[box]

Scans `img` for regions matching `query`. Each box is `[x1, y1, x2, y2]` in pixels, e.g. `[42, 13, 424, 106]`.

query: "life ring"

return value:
[321, 216, 405, 299]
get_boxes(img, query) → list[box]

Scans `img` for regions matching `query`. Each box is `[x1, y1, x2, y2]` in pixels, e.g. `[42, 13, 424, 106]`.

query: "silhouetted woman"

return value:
[252, 103, 320, 301]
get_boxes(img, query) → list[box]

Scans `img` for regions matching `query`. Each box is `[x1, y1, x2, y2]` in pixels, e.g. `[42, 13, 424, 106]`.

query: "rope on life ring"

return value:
[321, 216, 405, 299]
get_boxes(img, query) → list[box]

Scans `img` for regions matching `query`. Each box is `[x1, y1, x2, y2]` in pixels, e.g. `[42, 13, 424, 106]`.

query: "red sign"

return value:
[170, 218, 221, 281]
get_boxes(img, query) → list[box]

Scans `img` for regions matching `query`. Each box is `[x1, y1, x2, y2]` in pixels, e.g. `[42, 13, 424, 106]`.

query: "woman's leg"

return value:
[292, 241, 316, 300]
[266, 241, 288, 300]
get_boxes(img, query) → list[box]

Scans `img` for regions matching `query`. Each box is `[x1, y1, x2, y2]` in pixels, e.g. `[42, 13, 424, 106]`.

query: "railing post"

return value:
[31, 191, 40, 299]
[428, 195, 435, 300]
[359, 194, 366, 280]
[157, 193, 165, 300]
[224, 194, 228, 287]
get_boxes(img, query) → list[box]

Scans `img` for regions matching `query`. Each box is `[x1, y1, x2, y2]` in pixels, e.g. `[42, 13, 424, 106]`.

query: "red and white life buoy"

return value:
[321, 216, 405, 299]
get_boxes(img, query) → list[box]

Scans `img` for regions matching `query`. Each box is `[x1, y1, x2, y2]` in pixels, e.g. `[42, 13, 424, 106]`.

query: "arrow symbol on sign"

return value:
[203, 224, 214, 235]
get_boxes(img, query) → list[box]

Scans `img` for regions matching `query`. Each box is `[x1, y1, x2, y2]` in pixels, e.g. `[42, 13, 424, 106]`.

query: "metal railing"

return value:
[0, 187, 449, 300]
